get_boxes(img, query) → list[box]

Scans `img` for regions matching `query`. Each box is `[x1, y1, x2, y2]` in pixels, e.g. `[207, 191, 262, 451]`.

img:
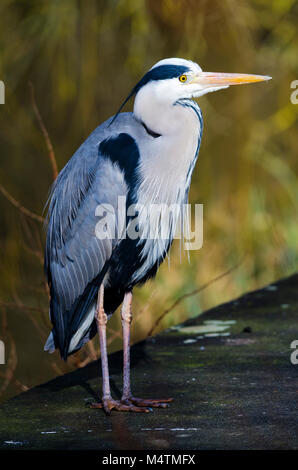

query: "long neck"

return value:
[134, 90, 203, 203]
[134, 85, 191, 136]
[131, 95, 203, 281]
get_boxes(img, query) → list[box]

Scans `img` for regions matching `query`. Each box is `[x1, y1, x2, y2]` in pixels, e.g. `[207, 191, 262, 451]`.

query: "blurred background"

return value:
[0, 0, 297, 403]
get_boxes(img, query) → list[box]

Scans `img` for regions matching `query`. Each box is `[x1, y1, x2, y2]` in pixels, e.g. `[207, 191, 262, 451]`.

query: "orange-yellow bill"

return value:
[193, 72, 272, 86]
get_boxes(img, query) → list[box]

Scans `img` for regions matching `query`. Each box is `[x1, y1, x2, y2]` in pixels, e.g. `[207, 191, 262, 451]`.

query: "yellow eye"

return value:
[179, 74, 188, 83]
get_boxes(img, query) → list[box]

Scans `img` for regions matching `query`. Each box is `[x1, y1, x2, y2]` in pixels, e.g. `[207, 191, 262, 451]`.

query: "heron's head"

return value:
[112, 58, 271, 125]
[136, 57, 271, 103]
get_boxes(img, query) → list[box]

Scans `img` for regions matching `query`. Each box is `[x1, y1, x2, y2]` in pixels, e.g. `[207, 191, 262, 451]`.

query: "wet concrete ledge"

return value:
[0, 274, 297, 450]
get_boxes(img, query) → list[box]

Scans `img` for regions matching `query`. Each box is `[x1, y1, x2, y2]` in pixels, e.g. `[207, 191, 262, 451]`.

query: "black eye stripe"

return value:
[111, 64, 191, 125]
[134, 65, 190, 93]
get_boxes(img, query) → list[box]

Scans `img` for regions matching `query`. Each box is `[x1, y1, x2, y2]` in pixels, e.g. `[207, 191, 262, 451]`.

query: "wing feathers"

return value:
[45, 132, 140, 358]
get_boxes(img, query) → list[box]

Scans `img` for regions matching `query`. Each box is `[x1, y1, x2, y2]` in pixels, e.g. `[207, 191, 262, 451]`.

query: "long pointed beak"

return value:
[192, 71, 272, 86]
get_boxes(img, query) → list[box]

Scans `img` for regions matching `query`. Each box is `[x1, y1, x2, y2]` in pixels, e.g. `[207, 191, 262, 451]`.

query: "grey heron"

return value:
[44, 58, 271, 414]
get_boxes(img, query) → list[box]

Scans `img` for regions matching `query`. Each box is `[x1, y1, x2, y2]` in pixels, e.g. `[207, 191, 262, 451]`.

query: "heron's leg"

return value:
[120, 291, 173, 409]
[90, 285, 149, 414]
[96, 284, 111, 400]
[121, 291, 133, 399]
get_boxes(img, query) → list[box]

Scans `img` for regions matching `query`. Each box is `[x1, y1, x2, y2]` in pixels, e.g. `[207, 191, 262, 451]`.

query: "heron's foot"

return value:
[90, 398, 151, 415]
[121, 396, 173, 409]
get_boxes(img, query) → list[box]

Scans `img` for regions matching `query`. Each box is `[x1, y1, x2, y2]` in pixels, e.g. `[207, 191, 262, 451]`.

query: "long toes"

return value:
[90, 397, 172, 413]
[115, 402, 151, 413]
[90, 402, 103, 409]
[92, 398, 151, 414]
[126, 397, 173, 408]
[154, 397, 173, 403]
[131, 399, 168, 408]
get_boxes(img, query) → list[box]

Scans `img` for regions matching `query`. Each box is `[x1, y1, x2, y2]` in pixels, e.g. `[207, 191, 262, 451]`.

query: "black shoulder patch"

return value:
[99, 133, 140, 201]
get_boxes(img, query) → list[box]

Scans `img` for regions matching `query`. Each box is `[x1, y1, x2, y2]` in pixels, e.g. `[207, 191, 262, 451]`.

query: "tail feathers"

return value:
[44, 331, 56, 353]
[68, 302, 96, 354]
[67, 318, 98, 357]
[44, 302, 97, 359]
[46, 268, 109, 360]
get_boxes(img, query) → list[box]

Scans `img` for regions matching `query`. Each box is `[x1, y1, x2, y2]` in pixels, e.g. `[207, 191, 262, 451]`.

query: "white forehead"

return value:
[150, 58, 202, 73]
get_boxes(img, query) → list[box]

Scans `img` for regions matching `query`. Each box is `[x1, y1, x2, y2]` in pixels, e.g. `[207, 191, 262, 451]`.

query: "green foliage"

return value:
[0, 0, 297, 400]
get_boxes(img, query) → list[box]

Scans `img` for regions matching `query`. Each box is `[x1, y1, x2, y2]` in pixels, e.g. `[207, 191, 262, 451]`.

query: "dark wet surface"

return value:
[0, 274, 297, 450]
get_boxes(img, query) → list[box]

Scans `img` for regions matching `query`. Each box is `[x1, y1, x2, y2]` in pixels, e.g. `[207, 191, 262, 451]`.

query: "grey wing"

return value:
[45, 148, 127, 359]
